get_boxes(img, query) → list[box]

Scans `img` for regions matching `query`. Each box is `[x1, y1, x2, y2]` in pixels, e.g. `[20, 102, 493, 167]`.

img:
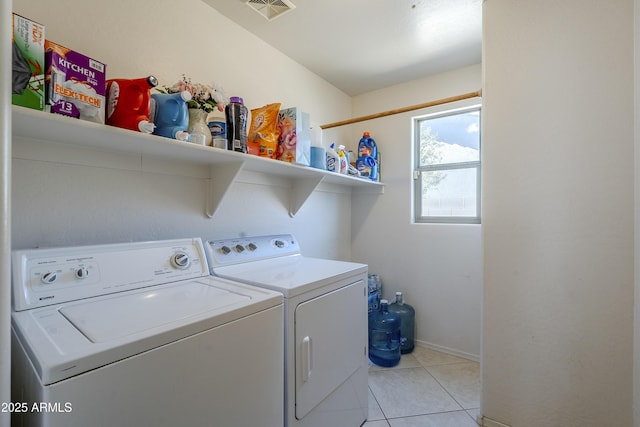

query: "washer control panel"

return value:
[12, 238, 209, 311]
[206, 234, 300, 268]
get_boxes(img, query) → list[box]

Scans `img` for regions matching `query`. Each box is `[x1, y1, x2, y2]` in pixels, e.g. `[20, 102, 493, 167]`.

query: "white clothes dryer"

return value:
[11, 238, 284, 427]
[205, 234, 369, 427]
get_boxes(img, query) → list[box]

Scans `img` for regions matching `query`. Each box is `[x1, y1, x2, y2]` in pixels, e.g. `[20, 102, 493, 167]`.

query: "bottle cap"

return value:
[230, 96, 244, 104]
[363, 132, 370, 137]
[180, 91, 192, 102]
[175, 130, 190, 141]
[396, 291, 402, 295]
[147, 76, 158, 88]
[138, 120, 155, 134]
[380, 299, 388, 304]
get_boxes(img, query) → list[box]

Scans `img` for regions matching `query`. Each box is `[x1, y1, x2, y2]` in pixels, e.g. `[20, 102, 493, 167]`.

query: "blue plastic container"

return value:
[358, 132, 377, 159]
[367, 274, 382, 313]
[357, 132, 379, 181]
[356, 156, 378, 181]
[388, 292, 415, 354]
[368, 299, 401, 367]
[150, 91, 191, 140]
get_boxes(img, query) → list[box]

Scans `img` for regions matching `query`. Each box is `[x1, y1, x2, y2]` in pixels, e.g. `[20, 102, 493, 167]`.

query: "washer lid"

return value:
[60, 281, 249, 343]
[12, 276, 283, 385]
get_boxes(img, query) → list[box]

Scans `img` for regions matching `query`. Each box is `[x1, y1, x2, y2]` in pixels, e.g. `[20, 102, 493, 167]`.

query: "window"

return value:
[413, 105, 481, 224]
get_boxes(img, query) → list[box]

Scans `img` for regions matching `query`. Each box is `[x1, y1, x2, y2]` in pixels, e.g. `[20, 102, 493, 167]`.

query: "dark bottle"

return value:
[225, 96, 248, 153]
[368, 299, 401, 367]
[388, 292, 415, 354]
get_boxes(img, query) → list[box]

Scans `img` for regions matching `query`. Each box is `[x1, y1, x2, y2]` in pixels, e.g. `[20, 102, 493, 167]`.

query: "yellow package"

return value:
[247, 103, 281, 158]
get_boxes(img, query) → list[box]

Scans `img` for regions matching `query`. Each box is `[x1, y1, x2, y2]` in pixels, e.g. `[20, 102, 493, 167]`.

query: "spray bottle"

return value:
[337, 144, 349, 174]
[326, 143, 340, 173]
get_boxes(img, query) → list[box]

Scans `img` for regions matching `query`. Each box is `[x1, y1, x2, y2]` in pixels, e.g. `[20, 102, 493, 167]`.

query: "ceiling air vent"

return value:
[246, 0, 296, 21]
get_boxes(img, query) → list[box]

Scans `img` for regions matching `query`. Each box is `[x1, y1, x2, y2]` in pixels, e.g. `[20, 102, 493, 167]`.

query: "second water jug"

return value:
[388, 292, 415, 354]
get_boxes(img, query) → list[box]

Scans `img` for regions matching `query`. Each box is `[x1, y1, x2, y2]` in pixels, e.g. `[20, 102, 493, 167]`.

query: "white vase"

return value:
[187, 108, 212, 146]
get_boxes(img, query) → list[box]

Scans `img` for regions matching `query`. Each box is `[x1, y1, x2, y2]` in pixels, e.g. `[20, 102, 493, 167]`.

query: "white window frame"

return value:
[413, 105, 481, 224]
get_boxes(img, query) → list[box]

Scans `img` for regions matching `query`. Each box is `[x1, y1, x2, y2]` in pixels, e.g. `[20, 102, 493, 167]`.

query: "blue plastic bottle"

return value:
[356, 156, 378, 181]
[358, 132, 377, 158]
[367, 274, 382, 313]
[368, 299, 401, 367]
[150, 91, 191, 141]
[388, 292, 415, 354]
[357, 132, 379, 181]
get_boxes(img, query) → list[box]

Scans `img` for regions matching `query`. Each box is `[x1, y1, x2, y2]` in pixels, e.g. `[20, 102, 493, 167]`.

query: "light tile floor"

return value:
[365, 346, 481, 427]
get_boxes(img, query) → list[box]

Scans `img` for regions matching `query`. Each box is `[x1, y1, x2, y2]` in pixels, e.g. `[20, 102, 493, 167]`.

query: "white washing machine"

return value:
[11, 238, 284, 427]
[205, 234, 369, 427]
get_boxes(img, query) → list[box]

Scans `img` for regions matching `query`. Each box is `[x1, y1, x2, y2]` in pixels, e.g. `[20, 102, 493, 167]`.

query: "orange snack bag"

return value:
[247, 103, 281, 158]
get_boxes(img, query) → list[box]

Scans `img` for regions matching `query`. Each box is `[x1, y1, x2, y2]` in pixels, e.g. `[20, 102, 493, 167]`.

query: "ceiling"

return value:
[202, 0, 482, 96]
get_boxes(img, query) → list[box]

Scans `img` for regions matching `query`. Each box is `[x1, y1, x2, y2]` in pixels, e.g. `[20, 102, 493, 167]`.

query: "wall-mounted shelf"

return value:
[12, 106, 384, 217]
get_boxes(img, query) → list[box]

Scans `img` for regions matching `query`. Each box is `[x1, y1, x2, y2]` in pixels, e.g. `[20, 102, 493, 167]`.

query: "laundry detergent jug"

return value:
[106, 76, 157, 133]
[150, 91, 191, 141]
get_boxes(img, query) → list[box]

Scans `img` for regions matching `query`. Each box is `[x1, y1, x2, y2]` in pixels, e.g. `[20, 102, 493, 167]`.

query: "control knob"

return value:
[234, 244, 245, 253]
[247, 243, 257, 251]
[171, 252, 191, 269]
[75, 267, 90, 279]
[274, 240, 285, 248]
[41, 271, 57, 285]
[220, 246, 231, 255]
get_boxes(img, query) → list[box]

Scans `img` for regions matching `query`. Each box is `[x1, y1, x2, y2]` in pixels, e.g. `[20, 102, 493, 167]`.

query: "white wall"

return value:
[1, 0, 13, 423]
[10, 0, 355, 259]
[635, 0, 640, 425]
[350, 64, 483, 359]
[483, 1, 634, 426]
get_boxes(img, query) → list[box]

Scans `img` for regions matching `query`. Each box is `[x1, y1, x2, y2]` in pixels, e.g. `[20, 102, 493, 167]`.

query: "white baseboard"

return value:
[482, 416, 512, 427]
[415, 339, 480, 362]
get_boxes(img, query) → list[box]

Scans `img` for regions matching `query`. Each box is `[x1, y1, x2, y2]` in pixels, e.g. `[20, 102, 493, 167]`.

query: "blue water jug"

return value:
[388, 292, 415, 354]
[368, 299, 401, 367]
[150, 91, 191, 141]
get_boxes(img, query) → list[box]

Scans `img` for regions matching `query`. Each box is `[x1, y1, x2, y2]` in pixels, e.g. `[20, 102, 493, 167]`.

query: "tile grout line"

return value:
[367, 351, 480, 426]
[420, 364, 481, 425]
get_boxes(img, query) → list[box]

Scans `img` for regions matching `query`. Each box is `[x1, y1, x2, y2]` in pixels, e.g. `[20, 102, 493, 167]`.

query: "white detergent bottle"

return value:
[337, 144, 349, 174]
[326, 143, 339, 173]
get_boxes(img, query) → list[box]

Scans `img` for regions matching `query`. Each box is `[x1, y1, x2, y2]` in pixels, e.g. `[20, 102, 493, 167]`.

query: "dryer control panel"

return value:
[12, 238, 209, 311]
[206, 234, 300, 267]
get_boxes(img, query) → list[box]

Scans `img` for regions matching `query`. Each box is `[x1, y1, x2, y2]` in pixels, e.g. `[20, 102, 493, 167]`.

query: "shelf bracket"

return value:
[206, 160, 245, 218]
[289, 175, 324, 217]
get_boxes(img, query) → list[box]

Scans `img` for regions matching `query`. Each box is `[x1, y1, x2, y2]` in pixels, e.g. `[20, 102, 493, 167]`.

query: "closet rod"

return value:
[320, 89, 482, 129]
